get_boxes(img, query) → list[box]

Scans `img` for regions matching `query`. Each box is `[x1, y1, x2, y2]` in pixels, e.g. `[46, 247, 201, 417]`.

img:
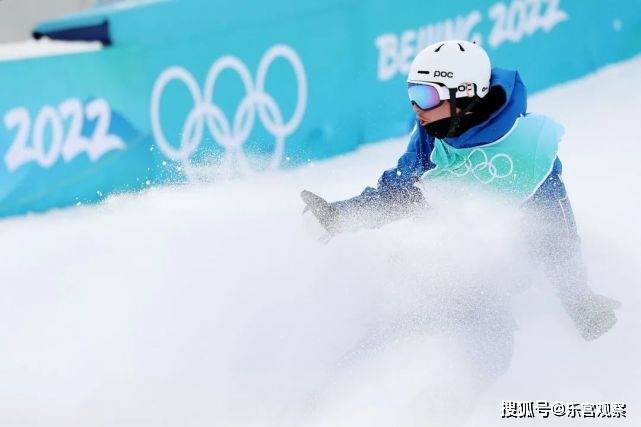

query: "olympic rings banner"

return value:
[0, 0, 640, 217]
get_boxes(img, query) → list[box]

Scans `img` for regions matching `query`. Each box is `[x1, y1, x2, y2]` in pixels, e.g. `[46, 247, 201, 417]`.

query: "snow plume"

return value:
[0, 176, 533, 427]
[300, 187, 534, 427]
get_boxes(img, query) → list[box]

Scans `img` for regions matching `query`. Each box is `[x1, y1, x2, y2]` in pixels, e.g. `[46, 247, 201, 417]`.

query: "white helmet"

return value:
[407, 40, 491, 100]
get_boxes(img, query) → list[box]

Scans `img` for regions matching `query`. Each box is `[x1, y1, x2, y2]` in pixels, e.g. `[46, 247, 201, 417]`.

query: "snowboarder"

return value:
[301, 39, 619, 342]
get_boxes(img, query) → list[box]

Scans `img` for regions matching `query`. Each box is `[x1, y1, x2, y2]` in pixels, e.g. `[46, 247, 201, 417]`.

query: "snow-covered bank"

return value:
[1, 56, 640, 426]
[0, 39, 101, 62]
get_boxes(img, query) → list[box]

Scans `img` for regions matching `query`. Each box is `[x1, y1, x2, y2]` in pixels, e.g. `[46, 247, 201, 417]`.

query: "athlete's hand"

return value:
[300, 190, 340, 240]
[565, 293, 621, 341]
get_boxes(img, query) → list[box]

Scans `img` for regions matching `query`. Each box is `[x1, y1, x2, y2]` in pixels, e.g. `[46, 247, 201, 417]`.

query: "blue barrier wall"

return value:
[1, 0, 640, 217]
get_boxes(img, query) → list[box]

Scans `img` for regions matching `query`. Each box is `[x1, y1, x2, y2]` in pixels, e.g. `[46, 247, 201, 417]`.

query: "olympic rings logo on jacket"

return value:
[448, 148, 514, 184]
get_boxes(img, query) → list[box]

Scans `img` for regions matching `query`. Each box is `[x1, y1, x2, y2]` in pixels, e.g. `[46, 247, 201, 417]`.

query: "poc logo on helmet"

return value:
[434, 70, 454, 78]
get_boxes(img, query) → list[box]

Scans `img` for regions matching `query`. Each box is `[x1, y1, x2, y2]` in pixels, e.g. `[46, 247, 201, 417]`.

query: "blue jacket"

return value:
[327, 70, 588, 319]
[334, 68, 562, 213]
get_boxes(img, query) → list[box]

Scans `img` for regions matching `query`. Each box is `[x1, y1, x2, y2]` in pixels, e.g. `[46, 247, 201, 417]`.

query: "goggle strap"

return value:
[447, 89, 458, 136]
[446, 89, 482, 137]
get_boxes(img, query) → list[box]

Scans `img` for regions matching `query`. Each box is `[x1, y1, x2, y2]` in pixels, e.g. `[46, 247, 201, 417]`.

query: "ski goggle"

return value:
[407, 83, 449, 111]
[408, 82, 480, 111]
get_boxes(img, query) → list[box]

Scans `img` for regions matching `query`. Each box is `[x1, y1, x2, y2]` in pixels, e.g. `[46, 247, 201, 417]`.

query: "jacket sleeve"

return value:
[330, 123, 435, 229]
[376, 123, 435, 191]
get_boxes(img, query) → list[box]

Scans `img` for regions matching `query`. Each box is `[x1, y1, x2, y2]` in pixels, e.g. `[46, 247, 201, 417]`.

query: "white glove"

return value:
[300, 190, 340, 242]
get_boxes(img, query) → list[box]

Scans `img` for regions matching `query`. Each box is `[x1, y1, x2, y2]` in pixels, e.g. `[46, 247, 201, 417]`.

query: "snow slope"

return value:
[1, 55, 640, 426]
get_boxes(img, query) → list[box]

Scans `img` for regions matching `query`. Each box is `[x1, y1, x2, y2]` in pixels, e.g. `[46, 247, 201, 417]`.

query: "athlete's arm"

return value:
[301, 124, 435, 235]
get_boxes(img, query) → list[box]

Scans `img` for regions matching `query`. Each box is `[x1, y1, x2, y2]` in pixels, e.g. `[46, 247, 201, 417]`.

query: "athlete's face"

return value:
[412, 100, 452, 127]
